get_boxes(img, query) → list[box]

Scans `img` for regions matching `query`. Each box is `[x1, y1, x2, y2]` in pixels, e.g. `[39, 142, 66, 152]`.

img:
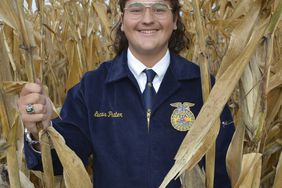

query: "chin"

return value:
[138, 44, 160, 51]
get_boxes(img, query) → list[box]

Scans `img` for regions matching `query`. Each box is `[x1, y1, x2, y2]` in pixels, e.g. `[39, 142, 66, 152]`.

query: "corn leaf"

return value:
[273, 152, 282, 188]
[216, 0, 261, 78]
[93, 2, 111, 38]
[1, 81, 28, 95]
[234, 153, 262, 188]
[0, 0, 20, 30]
[47, 126, 92, 188]
[6, 110, 21, 188]
[226, 114, 245, 187]
[180, 165, 205, 188]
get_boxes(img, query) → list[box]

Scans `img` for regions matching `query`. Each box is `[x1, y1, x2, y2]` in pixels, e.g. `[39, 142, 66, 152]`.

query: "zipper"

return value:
[147, 109, 151, 131]
[146, 109, 152, 187]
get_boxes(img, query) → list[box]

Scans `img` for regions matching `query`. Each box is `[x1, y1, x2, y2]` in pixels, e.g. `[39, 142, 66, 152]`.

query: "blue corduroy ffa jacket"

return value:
[25, 49, 234, 188]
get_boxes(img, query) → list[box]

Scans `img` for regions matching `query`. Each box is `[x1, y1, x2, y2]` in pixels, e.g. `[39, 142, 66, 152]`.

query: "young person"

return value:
[18, 0, 234, 187]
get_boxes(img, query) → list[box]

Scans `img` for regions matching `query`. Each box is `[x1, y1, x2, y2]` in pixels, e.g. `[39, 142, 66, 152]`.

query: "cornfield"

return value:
[0, 0, 281, 187]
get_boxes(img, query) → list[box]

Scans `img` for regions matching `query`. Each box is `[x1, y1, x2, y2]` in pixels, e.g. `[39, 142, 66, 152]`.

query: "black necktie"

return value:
[143, 69, 156, 110]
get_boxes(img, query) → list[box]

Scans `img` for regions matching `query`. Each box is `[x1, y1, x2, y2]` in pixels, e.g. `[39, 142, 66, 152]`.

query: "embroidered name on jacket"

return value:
[94, 111, 123, 118]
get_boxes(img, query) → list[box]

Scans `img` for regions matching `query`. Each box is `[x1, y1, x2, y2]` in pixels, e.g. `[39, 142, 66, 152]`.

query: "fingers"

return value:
[18, 80, 53, 137]
[42, 119, 52, 130]
[20, 93, 46, 106]
[24, 122, 38, 136]
[19, 103, 47, 114]
[20, 104, 51, 138]
[35, 78, 41, 85]
[20, 82, 43, 97]
[21, 113, 50, 123]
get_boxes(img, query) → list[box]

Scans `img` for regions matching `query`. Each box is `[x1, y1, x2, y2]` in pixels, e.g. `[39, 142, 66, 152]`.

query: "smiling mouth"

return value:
[139, 30, 159, 34]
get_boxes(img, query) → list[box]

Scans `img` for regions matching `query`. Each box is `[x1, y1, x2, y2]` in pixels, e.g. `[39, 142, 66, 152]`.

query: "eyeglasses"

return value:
[124, 2, 173, 20]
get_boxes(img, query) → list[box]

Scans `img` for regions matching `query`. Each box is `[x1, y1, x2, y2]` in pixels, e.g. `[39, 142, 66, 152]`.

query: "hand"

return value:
[18, 79, 53, 140]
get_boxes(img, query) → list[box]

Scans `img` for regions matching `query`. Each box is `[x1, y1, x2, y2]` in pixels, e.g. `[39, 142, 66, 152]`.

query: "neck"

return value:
[129, 48, 168, 68]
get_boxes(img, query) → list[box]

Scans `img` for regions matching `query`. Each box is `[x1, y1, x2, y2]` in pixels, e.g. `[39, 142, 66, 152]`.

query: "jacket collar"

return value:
[105, 49, 200, 83]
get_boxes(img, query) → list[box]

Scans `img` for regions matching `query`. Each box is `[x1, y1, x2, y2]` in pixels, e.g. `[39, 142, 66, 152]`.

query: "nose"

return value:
[141, 8, 155, 23]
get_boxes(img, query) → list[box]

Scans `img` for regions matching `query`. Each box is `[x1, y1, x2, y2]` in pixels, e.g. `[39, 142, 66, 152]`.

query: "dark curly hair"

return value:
[111, 0, 191, 55]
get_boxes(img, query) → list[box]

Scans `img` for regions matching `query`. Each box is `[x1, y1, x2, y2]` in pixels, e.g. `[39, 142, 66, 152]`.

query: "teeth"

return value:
[140, 30, 157, 34]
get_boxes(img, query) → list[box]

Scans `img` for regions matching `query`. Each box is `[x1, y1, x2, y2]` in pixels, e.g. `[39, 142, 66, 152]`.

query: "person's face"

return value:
[121, 0, 177, 56]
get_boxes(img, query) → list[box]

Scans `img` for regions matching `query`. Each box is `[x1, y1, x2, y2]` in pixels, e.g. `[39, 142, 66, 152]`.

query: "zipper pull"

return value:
[147, 109, 151, 131]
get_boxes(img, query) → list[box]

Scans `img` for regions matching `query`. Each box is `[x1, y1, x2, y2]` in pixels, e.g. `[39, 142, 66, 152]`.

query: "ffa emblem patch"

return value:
[170, 102, 195, 132]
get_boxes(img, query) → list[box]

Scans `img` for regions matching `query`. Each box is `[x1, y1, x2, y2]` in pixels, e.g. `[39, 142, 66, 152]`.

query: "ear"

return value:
[173, 21, 177, 30]
[120, 14, 124, 32]
[173, 15, 178, 30]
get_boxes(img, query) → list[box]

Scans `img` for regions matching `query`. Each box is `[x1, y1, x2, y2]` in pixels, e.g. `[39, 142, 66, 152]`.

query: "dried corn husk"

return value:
[234, 153, 262, 188]
[46, 126, 92, 188]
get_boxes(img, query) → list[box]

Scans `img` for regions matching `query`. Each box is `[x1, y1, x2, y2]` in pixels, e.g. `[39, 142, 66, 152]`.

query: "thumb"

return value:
[35, 78, 44, 94]
[35, 78, 41, 84]
[42, 120, 51, 129]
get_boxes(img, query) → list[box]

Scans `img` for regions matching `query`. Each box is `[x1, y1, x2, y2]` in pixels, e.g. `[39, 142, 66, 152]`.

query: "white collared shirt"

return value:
[127, 48, 170, 93]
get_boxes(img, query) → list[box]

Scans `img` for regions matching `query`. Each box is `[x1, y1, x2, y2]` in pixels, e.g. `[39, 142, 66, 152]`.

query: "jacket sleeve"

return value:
[214, 105, 235, 188]
[24, 78, 93, 175]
